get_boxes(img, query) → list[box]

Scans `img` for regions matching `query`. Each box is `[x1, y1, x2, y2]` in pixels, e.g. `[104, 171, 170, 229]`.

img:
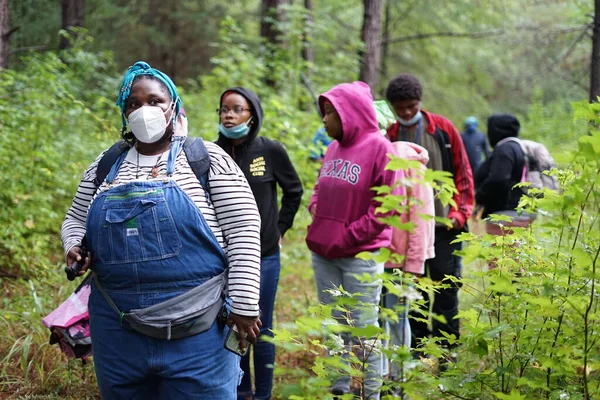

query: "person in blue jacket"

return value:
[309, 126, 332, 161]
[461, 116, 489, 176]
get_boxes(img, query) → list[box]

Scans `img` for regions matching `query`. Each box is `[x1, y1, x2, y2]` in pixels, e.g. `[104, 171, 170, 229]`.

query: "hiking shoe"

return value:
[331, 387, 348, 399]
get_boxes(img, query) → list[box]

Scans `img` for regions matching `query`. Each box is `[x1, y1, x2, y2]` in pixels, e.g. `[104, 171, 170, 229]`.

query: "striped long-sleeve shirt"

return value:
[61, 141, 261, 317]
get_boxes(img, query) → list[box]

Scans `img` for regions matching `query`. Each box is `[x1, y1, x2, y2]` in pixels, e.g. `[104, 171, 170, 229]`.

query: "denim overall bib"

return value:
[86, 138, 239, 400]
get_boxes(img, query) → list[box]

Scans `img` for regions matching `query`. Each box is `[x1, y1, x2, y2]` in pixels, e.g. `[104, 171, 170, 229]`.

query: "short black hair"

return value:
[385, 74, 422, 103]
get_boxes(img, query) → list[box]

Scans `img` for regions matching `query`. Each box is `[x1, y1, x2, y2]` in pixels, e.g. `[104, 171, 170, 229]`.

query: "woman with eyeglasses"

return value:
[215, 87, 303, 400]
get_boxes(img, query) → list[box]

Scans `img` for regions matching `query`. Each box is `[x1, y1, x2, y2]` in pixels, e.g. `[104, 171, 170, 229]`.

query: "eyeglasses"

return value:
[216, 107, 252, 115]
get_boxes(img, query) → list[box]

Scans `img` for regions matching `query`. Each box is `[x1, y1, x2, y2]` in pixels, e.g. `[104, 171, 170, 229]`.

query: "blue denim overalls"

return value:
[86, 138, 240, 399]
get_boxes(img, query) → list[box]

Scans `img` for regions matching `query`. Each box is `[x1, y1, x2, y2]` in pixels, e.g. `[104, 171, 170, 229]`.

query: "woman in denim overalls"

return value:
[62, 62, 262, 399]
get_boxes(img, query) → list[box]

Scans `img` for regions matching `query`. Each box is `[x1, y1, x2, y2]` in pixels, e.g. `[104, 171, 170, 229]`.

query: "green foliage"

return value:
[445, 120, 599, 399]
[0, 37, 119, 398]
[379, 1, 590, 125]
[7, 0, 591, 125]
[519, 87, 588, 154]
[0, 39, 118, 280]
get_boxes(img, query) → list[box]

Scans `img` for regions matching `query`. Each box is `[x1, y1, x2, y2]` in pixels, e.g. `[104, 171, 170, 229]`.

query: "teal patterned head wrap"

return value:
[115, 61, 181, 129]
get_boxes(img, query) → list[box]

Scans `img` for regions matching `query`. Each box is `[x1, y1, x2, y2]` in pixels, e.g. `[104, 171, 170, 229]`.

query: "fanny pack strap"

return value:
[92, 271, 125, 320]
[91, 271, 226, 340]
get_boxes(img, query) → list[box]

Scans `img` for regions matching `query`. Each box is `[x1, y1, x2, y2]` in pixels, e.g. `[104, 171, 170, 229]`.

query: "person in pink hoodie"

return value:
[382, 141, 435, 383]
[306, 82, 401, 400]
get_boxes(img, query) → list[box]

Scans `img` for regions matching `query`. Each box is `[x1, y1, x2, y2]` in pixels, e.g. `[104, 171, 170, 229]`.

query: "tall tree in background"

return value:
[359, 0, 382, 94]
[0, 0, 9, 68]
[261, 0, 286, 46]
[590, 0, 600, 102]
[261, 0, 287, 87]
[145, 0, 180, 80]
[301, 0, 314, 71]
[60, 0, 84, 49]
[380, 0, 391, 93]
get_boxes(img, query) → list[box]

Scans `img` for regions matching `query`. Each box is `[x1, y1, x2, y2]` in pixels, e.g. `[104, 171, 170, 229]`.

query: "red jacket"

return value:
[387, 110, 474, 228]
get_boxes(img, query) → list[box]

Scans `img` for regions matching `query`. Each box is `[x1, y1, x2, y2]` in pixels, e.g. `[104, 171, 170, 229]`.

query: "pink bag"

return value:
[42, 275, 92, 359]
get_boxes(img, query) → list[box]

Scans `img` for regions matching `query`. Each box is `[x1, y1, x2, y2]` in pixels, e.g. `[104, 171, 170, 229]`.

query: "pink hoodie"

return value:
[385, 142, 435, 274]
[306, 82, 403, 259]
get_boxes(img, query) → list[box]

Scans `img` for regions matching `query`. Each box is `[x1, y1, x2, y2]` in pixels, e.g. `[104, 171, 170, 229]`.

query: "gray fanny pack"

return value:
[92, 271, 226, 340]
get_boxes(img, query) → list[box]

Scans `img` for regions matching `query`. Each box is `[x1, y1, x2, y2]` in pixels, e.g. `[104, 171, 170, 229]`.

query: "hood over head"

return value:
[488, 113, 520, 147]
[464, 115, 478, 134]
[464, 116, 478, 127]
[217, 86, 264, 144]
[392, 141, 430, 166]
[318, 81, 379, 146]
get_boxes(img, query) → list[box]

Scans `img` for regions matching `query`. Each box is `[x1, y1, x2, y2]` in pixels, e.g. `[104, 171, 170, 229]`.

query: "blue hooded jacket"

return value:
[461, 119, 489, 173]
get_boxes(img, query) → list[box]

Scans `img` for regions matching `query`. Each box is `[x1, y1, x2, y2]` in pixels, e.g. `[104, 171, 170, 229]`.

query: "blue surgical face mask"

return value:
[397, 110, 423, 127]
[219, 118, 252, 139]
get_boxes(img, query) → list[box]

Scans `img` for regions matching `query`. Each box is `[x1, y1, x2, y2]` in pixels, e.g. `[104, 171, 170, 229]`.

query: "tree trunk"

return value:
[590, 0, 600, 102]
[261, 0, 286, 45]
[359, 0, 383, 95]
[380, 0, 391, 95]
[146, 0, 160, 66]
[0, 0, 8, 69]
[301, 0, 314, 69]
[261, 0, 287, 87]
[167, 0, 179, 80]
[60, 0, 84, 49]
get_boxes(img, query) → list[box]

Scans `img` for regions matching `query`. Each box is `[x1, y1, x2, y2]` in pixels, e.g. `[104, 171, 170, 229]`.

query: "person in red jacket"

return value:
[385, 74, 474, 363]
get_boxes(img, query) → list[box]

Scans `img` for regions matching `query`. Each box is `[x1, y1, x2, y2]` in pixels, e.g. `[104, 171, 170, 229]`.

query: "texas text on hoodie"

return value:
[306, 82, 401, 259]
[385, 142, 435, 275]
[216, 87, 304, 257]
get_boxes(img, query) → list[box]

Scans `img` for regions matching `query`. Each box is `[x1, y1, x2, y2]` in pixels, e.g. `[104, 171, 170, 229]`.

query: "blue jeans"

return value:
[90, 287, 241, 399]
[311, 252, 383, 400]
[238, 251, 281, 400]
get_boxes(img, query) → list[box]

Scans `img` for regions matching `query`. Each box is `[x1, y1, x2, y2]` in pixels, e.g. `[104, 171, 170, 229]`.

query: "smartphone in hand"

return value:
[224, 325, 249, 356]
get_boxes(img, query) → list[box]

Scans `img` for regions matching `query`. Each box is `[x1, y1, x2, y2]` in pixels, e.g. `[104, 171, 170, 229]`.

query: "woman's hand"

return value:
[66, 246, 91, 276]
[227, 313, 262, 352]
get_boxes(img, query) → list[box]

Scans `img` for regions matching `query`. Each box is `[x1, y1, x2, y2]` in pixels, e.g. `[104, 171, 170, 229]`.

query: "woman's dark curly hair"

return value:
[385, 73, 422, 102]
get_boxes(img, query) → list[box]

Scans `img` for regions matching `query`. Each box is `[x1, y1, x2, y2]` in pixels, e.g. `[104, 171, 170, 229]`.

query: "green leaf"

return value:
[489, 274, 517, 294]
[472, 336, 489, 356]
[494, 389, 528, 399]
[349, 325, 385, 338]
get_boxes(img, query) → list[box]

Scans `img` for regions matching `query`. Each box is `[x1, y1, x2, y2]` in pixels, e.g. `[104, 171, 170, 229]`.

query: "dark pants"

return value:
[410, 229, 461, 349]
[238, 251, 281, 400]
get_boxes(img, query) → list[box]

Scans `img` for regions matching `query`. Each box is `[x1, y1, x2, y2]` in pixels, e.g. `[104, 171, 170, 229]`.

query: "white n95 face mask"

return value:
[127, 104, 173, 144]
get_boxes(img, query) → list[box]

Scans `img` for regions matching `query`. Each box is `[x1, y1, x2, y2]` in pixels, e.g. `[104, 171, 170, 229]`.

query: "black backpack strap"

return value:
[183, 137, 211, 202]
[93, 140, 131, 190]
[93, 138, 210, 196]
